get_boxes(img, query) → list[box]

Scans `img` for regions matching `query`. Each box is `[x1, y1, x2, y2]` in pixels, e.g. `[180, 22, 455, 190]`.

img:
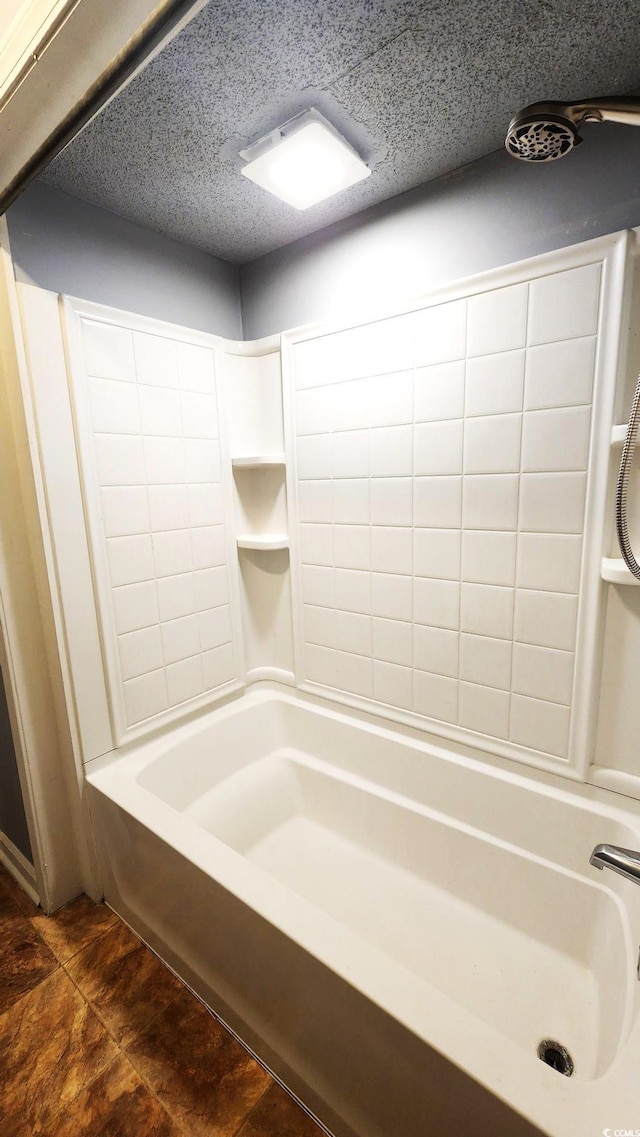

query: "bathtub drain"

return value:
[537, 1039, 574, 1076]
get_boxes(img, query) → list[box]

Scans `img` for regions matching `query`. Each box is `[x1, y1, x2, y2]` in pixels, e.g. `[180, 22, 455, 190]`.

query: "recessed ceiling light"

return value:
[240, 109, 370, 210]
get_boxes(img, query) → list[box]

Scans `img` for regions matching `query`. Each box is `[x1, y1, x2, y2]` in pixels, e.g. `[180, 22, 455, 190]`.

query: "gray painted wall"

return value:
[241, 127, 640, 339]
[0, 663, 32, 862]
[8, 182, 243, 339]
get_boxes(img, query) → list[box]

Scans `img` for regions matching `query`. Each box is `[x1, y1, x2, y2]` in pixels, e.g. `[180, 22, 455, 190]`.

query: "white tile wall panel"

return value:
[513, 590, 578, 652]
[370, 478, 412, 526]
[181, 392, 219, 439]
[414, 420, 463, 476]
[524, 337, 596, 410]
[461, 531, 516, 587]
[113, 581, 158, 634]
[297, 433, 332, 479]
[337, 651, 373, 698]
[95, 434, 145, 485]
[367, 371, 414, 427]
[460, 583, 514, 640]
[101, 486, 150, 537]
[69, 306, 240, 741]
[414, 299, 466, 366]
[370, 425, 413, 477]
[333, 479, 370, 525]
[201, 643, 236, 690]
[519, 472, 587, 534]
[414, 578, 459, 630]
[466, 283, 528, 357]
[198, 606, 232, 652]
[177, 342, 216, 392]
[107, 534, 155, 587]
[194, 566, 229, 611]
[184, 440, 221, 483]
[166, 656, 204, 706]
[371, 527, 413, 575]
[156, 573, 197, 623]
[333, 525, 370, 570]
[148, 484, 189, 532]
[371, 572, 412, 621]
[515, 534, 582, 594]
[331, 430, 369, 477]
[413, 670, 457, 723]
[373, 618, 413, 667]
[118, 626, 164, 682]
[305, 643, 337, 686]
[302, 565, 334, 608]
[464, 351, 525, 417]
[335, 568, 371, 615]
[152, 530, 192, 578]
[161, 615, 201, 665]
[133, 331, 178, 387]
[335, 610, 371, 657]
[413, 625, 458, 677]
[143, 437, 185, 484]
[521, 406, 591, 472]
[463, 414, 522, 474]
[298, 481, 334, 523]
[509, 694, 571, 758]
[123, 670, 167, 725]
[459, 682, 510, 739]
[290, 254, 613, 766]
[83, 321, 136, 381]
[527, 263, 600, 345]
[413, 528, 460, 580]
[89, 377, 140, 434]
[459, 634, 512, 691]
[414, 362, 465, 422]
[304, 604, 337, 649]
[461, 475, 519, 532]
[191, 526, 226, 570]
[413, 477, 462, 528]
[138, 385, 180, 436]
[511, 643, 574, 706]
[374, 660, 413, 710]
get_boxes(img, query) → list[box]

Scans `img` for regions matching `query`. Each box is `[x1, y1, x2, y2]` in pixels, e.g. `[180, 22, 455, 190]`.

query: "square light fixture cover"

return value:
[241, 114, 370, 210]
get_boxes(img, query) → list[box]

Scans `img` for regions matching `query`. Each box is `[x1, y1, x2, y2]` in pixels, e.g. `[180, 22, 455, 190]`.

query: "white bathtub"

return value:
[87, 685, 640, 1137]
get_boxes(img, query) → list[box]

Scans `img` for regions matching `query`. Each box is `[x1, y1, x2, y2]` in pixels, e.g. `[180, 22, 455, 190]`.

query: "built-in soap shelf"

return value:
[236, 535, 289, 551]
[232, 454, 288, 553]
[601, 557, 640, 586]
[601, 423, 639, 584]
[231, 454, 286, 468]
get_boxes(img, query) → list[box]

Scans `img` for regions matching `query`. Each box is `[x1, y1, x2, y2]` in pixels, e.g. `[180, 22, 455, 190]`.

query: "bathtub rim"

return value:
[86, 681, 640, 1137]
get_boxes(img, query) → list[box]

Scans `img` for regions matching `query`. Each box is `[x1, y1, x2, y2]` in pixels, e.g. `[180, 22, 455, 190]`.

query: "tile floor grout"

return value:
[0, 865, 326, 1137]
[58, 952, 189, 1135]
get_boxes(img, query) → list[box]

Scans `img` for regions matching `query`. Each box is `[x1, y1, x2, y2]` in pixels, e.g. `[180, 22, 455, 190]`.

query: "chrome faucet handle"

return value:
[590, 843, 640, 885]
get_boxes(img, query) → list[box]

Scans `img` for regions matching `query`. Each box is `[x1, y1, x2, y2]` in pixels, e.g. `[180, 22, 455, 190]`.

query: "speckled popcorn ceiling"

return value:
[41, 0, 640, 263]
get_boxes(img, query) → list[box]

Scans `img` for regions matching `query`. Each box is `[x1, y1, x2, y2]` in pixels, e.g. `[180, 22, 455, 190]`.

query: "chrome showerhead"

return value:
[505, 96, 640, 162]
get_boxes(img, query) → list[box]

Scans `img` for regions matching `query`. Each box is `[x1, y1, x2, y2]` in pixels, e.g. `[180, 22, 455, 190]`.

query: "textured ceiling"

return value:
[40, 0, 640, 263]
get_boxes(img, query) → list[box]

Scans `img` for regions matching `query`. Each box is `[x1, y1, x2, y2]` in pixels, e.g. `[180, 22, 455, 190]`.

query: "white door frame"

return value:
[0, 216, 98, 911]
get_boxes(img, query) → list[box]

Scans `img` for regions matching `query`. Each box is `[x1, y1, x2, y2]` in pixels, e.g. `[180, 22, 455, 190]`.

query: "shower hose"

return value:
[616, 372, 640, 581]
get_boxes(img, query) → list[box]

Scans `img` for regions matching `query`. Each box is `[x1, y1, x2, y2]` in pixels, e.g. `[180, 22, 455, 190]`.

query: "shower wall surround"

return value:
[286, 234, 628, 779]
[66, 301, 244, 740]
[15, 231, 631, 783]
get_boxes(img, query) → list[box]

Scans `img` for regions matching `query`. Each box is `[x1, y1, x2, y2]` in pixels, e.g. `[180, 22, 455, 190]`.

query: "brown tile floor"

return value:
[0, 865, 326, 1137]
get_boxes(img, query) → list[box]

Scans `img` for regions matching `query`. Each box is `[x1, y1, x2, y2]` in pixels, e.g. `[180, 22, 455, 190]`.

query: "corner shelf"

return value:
[601, 557, 640, 586]
[237, 535, 289, 551]
[232, 454, 286, 468]
[611, 424, 628, 446]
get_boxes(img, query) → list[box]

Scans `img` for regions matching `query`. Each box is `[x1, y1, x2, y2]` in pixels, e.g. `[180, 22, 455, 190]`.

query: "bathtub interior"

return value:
[132, 690, 638, 1082]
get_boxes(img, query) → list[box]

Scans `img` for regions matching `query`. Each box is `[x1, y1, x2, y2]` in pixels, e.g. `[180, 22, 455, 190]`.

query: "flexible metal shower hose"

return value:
[616, 373, 640, 580]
